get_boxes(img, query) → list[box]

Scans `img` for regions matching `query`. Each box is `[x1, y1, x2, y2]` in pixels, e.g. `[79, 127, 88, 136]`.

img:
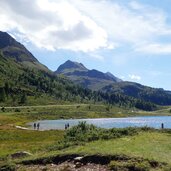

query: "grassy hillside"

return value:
[103, 81, 171, 106]
[0, 52, 157, 110]
[0, 31, 162, 111]
[0, 52, 91, 106]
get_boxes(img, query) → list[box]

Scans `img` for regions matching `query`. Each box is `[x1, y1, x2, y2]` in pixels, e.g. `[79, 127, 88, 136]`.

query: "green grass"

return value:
[0, 104, 141, 127]
[9, 130, 171, 171]
[63, 131, 171, 164]
[1, 104, 171, 127]
[1, 104, 171, 169]
[0, 129, 64, 158]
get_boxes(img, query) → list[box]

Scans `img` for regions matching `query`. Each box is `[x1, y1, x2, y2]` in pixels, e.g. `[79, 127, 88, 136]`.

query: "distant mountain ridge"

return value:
[55, 60, 122, 90]
[102, 81, 171, 106]
[55, 60, 171, 106]
[1, 30, 171, 110]
[0, 31, 48, 71]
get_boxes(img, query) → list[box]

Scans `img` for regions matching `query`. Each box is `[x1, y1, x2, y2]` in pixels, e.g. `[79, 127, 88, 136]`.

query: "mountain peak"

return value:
[0, 31, 19, 49]
[55, 60, 122, 90]
[105, 72, 122, 82]
[0, 31, 48, 71]
[0, 31, 38, 63]
[56, 60, 88, 73]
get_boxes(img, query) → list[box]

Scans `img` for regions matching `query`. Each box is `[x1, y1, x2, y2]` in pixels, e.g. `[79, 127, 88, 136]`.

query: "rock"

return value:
[75, 162, 82, 168]
[74, 156, 83, 161]
[11, 151, 32, 159]
[15, 125, 29, 130]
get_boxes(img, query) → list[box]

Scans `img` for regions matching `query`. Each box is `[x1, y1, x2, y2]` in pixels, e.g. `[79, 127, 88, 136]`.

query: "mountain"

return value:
[0, 31, 48, 71]
[0, 49, 155, 111]
[57, 60, 88, 73]
[0, 32, 100, 106]
[55, 60, 171, 106]
[102, 81, 171, 106]
[55, 60, 122, 90]
[0, 31, 166, 111]
[0, 31, 137, 109]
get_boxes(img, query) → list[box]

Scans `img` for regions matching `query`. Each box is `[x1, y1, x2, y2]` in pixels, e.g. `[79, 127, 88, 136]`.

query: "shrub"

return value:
[1, 107, 5, 112]
[14, 108, 20, 112]
[48, 122, 139, 151]
[66, 122, 138, 143]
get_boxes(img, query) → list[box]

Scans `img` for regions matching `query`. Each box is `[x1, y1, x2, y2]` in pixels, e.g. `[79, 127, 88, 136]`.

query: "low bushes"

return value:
[65, 121, 138, 142]
[48, 122, 151, 151]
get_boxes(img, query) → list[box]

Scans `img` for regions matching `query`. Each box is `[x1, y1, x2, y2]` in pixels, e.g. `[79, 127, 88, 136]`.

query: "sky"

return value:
[0, 0, 171, 90]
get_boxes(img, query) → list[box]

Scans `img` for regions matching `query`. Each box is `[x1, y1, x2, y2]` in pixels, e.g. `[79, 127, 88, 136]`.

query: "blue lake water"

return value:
[29, 116, 171, 130]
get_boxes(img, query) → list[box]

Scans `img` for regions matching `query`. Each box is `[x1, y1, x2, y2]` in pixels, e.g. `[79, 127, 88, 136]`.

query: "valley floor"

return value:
[1, 104, 171, 170]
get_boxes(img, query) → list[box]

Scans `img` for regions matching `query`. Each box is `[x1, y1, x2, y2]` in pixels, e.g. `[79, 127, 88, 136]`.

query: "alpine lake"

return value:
[29, 116, 171, 130]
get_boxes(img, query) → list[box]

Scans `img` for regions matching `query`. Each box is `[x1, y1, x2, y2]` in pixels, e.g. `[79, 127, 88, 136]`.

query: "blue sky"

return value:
[0, 0, 171, 90]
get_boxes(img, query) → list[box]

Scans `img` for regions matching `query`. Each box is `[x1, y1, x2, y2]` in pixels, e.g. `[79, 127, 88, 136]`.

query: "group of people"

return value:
[33, 123, 40, 130]
[65, 123, 70, 130]
[33, 122, 70, 130]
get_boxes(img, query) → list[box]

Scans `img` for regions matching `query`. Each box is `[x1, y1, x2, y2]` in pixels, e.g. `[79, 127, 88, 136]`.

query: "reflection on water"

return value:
[29, 116, 171, 130]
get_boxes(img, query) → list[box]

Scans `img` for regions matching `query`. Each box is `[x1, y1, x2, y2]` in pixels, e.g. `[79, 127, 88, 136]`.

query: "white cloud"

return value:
[129, 74, 141, 81]
[135, 43, 171, 54]
[120, 76, 126, 80]
[0, 0, 171, 54]
[0, 0, 108, 52]
[71, 0, 171, 44]
[89, 53, 104, 61]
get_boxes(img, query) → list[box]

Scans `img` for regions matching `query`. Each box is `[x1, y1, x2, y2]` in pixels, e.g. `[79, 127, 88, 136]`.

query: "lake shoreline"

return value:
[28, 116, 171, 130]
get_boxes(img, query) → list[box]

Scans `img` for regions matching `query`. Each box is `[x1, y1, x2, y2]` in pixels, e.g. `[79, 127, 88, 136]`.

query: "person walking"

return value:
[161, 123, 164, 129]
[33, 123, 36, 130]
[65, 124, 67, 130]
[37, 123, 40, 130]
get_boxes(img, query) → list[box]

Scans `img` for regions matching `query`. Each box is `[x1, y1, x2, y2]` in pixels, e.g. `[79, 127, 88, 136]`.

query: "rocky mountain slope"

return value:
[55, 60, 122, 90]
[0, 31, 48, 71]
[55, 61, 171, 106]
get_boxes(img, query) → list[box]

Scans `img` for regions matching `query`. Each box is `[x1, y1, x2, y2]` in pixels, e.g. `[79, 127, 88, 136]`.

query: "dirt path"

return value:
[0, 104, 88, 109]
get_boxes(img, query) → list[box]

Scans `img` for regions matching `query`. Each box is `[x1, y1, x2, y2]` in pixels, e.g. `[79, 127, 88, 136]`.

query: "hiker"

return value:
[65, 124, 67, 130]
[37, 123, 40, 130]
[33, 123, 36, 130]
[67, 123, 70, 129]
[161, 123, 164, 129]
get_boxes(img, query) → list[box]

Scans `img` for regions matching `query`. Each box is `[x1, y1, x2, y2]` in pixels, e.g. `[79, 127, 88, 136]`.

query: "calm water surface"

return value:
[29, 116, 171, 130]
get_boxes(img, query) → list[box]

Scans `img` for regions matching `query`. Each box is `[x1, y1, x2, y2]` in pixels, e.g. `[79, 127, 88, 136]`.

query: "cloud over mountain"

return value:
[0, 0, 171, 54]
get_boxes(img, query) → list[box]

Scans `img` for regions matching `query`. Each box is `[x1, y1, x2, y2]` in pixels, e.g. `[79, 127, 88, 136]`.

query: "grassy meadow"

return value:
[1, 104, 171, 170]
[64, 131, 171, 163]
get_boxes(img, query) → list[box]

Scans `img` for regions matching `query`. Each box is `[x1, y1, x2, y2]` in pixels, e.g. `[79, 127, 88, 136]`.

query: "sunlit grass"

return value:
[64, 131, 171, 163]
[1, 104, 171, 166]
[0, 129, 64, 158]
